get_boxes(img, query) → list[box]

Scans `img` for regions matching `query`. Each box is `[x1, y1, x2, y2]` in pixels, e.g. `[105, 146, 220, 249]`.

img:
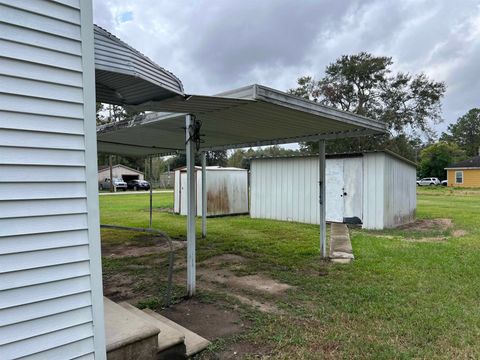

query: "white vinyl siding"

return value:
[0, 1, 103, 359]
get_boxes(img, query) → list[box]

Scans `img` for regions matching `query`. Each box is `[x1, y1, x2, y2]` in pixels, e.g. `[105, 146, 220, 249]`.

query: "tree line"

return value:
[97, 52, 479, 181]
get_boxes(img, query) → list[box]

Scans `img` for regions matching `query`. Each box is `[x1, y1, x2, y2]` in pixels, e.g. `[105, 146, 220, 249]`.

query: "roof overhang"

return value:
[97, 84, 387, 156]
[445, 167, 480, 170]
[94, 25, 184, 106]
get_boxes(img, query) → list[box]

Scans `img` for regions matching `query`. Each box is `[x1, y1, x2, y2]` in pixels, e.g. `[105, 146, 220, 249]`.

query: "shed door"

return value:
[326, 159, 345, 222]
[343, 158, 363, 222]
[180, 172, 187, 215]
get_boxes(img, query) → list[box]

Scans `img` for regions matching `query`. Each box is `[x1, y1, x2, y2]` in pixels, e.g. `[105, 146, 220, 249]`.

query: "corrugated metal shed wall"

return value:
[382, 153, 417, 228]
[251, 158, 320, 224]
[250, 153, 416, 229]
[175, 169, 249, 216]
[362, 153, 385, 229]
[0, 1, 101, 359]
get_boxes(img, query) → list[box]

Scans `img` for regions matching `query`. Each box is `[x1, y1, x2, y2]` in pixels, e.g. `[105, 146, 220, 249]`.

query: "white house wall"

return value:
[0, 1, 104, 359]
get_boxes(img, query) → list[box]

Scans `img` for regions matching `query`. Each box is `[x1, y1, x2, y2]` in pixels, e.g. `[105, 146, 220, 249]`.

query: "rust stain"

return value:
[207, 181, 230, 215]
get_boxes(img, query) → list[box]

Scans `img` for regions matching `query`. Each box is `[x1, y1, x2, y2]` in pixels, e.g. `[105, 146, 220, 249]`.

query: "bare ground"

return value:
[102, 240, 185, 258]
[398, 218, 453, 231]
[161, 298, 249, 341]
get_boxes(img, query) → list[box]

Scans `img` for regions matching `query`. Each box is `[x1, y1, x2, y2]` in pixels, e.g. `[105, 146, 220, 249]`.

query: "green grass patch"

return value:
[100, 188, 480, 358]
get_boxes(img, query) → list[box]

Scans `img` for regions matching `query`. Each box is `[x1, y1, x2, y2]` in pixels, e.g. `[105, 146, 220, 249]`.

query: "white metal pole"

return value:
[185, 114, 196, 296]
[201, 152, 207, 239]
[149, 156, 153, 229]
[319, 140, 327, 259]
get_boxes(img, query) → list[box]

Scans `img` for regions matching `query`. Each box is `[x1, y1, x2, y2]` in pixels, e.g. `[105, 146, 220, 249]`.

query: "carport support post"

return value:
[149, 156, 153, 229]
[201, 152, 207, 239]
[186, 114, 196, 297]
[319, 140, 327, 259]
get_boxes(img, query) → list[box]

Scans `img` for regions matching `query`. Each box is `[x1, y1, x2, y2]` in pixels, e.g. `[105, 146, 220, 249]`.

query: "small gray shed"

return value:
[174, 166, 249, 216]
[250, 150, 416, 229]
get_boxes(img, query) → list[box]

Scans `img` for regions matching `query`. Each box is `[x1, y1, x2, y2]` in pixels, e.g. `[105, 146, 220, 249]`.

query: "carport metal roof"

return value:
[94, 25, 184, 106]
[93, 25, 388, 298]
[97, 84, 387, 156]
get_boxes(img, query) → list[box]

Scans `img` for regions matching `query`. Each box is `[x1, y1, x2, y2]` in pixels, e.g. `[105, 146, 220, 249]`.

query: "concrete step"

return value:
[119, 302, 186, 359]
[143, 308, 211, 358]
[330, 223, 354, 264]
[104, 297, 160, 360]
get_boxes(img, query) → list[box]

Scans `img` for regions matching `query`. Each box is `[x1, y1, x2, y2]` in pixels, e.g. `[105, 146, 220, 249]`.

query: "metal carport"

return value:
[96, 84, 387, 297]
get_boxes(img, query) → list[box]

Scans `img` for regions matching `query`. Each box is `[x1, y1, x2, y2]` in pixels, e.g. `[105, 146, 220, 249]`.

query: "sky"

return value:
[93, 0, 480, 137]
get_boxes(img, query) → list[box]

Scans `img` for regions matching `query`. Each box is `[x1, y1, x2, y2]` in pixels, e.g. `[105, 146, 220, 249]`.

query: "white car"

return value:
[416, 177, 441, 186]
[99, 177, 127, 191]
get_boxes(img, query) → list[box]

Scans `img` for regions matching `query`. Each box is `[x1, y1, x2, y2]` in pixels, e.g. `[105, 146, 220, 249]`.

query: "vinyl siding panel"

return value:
[0, 182, 87, 200]
[0, 111, 85, 134]
[1, 325, 94, 359]
[0, 292, 92, 326]
[0, 0, 99, 358]
[0, 230, 88, 254]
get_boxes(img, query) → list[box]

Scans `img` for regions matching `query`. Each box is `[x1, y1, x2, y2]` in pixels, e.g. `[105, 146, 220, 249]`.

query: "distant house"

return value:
[98, 164, 144, 183]
[446, 156, 480, 187]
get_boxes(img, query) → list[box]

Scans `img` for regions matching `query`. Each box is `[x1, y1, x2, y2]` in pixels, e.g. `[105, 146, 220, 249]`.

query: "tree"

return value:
[289, 52, 446, 159]
[167, 150, 228, 169]
[418, 142, 466, 179]
[227, 146, 301, 169]
[97, 103, 147, 171]
[441, 108, 480, 157]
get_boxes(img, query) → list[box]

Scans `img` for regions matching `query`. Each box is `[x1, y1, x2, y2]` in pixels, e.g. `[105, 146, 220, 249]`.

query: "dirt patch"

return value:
[103, 273, 138, 302]
[160, 298, 248, 341]
[102, 240, 185, 258]
[209, 340, 274, 360]
[153, 207, 173, 213]
[398, 218, 453, 231]
[404, 237, 447, 243]
[453, 229, 468, 237]
[202, 254, 247, 267]
[198, 268, 292, 295]
[231, 294, 282, 314]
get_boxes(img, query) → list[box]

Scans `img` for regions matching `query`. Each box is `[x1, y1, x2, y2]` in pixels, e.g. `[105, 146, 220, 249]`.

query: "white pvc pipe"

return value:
[185, 114, 196, 296]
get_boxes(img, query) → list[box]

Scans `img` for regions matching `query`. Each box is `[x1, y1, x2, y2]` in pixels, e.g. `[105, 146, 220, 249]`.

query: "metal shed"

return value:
[174, 166, 249, 216]
[250, 151, 417, 229]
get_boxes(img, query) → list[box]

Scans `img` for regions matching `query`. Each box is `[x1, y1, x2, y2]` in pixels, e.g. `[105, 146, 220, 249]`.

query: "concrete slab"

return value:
[104, 297, 159, 360]
[330, 223, 354, 263]
[119, 302, 185, 354]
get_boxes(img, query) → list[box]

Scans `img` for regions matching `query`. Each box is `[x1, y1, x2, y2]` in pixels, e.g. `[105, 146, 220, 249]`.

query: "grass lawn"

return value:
[100, 187, 480, 359]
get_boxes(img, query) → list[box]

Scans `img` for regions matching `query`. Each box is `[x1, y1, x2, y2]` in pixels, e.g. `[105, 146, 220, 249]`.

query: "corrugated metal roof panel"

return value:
[97, 84, 387, 156]
[93, 25, 184, 105]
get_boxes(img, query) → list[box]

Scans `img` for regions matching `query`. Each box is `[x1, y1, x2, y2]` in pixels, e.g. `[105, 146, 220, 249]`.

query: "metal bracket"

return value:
[185, 115, 204, 151]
